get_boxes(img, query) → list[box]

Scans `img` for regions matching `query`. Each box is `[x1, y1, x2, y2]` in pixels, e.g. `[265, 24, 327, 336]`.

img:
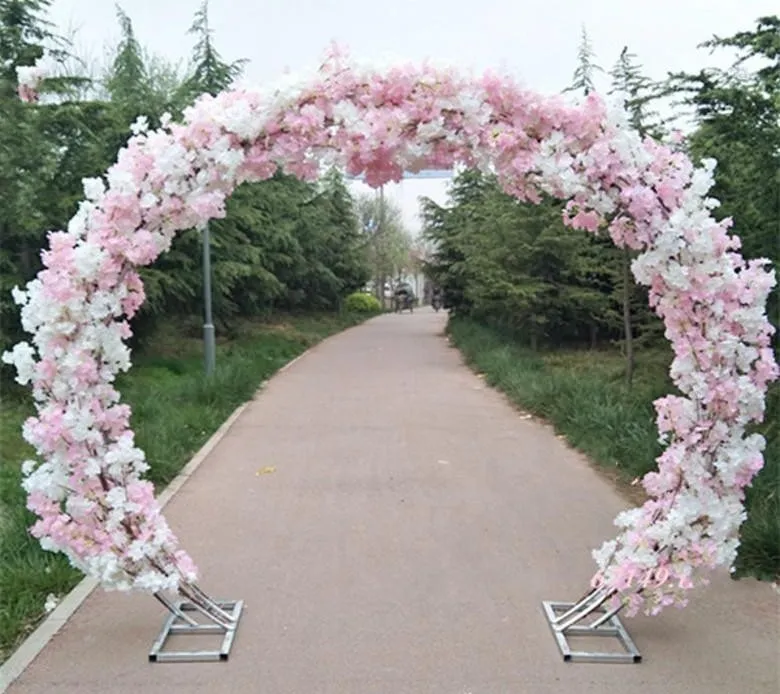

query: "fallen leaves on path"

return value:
[256, 466, 276, 475]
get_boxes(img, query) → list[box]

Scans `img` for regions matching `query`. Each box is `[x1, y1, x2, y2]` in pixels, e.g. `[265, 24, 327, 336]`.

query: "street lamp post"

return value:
[202, 223, 216, 377]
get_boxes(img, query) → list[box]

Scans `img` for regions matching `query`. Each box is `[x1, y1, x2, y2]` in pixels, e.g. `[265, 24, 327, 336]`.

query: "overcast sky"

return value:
[47, 0, 776, 235]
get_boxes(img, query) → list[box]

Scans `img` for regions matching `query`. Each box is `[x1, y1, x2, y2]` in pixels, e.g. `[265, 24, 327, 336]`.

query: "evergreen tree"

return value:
[565, 25, 604, 96]
[421, 171, 614, 347]
[105, 6, 148, 119]
[609, 46, 664, 137]
[670, 16, 779, 275]
[0, 0, 59, 356]
[607, 46, 666, 385]
[179, 0, 247, 101]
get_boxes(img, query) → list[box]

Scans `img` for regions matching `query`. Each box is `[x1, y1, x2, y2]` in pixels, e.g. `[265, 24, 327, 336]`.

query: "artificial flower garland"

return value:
[5, 48, 777, 616]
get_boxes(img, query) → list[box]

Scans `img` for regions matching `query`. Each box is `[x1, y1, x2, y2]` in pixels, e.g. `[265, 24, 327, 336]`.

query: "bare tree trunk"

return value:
[622, 247, 635, 387]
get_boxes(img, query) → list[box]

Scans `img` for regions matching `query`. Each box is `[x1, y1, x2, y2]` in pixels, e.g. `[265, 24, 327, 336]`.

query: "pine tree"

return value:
[105, 6, 148, 116]
[565, 26, 604, 96]
[0, 0, 51, 89]
[608, 46, 657, 386]
[609, 46, 664, 137]
[179, 0, 247, 100]
[0, 0, 60, 357]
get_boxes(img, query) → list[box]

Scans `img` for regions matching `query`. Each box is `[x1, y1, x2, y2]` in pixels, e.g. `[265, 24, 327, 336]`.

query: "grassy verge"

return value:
[0, 311, 371, 664]
[447, 315, 779, 582]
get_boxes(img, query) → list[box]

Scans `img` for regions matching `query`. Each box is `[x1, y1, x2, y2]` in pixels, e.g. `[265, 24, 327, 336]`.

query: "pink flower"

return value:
[5, 49, 777, 610]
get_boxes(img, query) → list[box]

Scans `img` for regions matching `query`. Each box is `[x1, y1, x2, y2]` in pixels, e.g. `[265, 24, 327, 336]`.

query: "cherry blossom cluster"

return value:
[16, 58, 48, 103]
[4, 47, 776, 611]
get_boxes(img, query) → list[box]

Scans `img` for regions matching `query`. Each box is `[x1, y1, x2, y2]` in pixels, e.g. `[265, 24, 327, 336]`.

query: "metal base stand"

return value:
[542, 589, 641, 664]
[149, 587, 243, 663]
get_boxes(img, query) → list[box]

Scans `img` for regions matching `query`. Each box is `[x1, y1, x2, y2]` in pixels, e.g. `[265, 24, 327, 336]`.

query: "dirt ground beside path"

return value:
[5, 309, 778, 693]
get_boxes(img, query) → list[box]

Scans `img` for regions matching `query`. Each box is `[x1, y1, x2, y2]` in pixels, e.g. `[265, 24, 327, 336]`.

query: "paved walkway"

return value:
[6, 310, 779, 693]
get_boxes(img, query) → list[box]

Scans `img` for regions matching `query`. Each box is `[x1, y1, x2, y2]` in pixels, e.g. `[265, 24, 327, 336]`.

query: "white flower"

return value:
[130, 116, 150, 135]
[127, 540, 148, 562]
[332, 101, 360, 128]
[218, 99, 262, 140]
[62, 402, 96, 443]
[105, 487, 127, 510]
[417, 117, 446, 141]
[140, 192, 158, 209]
[592, 539, 618, 568]
[67, 201, 94, 238]
[44, 594, 59, 613]
[106, 166, 137, 195]
[1, 342, 37, 385]
[71, 241, 106, 281]
[11, 285, 28, 306]
[133, 569, 179, 593]
[214, 146, 245, 175]
[66, 495, 96, 517]
[82, 177, 106, 202]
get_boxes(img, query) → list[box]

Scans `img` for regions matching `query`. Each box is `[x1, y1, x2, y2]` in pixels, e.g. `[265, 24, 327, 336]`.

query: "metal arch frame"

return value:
[149, 586, 244, 664]
[541, 588, 642, 664]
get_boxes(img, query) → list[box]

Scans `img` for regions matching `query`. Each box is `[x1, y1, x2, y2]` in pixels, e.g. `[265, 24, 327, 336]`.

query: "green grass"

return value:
[447, 315, 779, 582]
[0, 311, 369, 664]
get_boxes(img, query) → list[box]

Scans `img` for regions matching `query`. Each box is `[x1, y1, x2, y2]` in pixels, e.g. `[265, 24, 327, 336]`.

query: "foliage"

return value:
[1, 2, 371, 374]
[421, 169, 623, 349]
[564, 25, 604, 96]
[609, 46, 666, 138]
[667, 16, 780, 323]
[344, 291, 382, 313]
[353, 190, 414, 299]
[178, 0, 247, 102]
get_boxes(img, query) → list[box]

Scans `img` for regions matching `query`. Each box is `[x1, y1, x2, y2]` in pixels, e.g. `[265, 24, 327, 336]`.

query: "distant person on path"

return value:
[394, 281, 415, 313]
[431, 286, 443, 311]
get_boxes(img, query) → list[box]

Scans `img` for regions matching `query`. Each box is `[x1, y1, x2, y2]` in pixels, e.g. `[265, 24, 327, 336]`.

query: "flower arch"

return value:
[5, 49, 777, 620]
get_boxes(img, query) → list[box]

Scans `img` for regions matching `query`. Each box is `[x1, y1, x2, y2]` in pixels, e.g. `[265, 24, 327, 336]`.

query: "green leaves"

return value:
[355, 188, 413, 298]
[564, 25, 604, 97]
[178, 0, 247, 102]
[422, 170, 627, 346]
[0, 2, 371, 371]
[669, 16, 779, 321]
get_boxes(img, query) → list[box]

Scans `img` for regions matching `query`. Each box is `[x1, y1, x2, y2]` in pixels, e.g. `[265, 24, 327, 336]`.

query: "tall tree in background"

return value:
[105, 6, 147, 120]
[610, 46, 665, 137]
[143, 0, 249, 333]
[315, 169, 370, 304]
[668, 16, 779, 324]
[563, 27, 622, 351]
[0, 0, 59, 354]
[422, 170, 614, 347]
[179, 0, 247, 101]
[355, 191, 413, 301]
[565, 25, 603, 96]
[608, 46, 663, 386]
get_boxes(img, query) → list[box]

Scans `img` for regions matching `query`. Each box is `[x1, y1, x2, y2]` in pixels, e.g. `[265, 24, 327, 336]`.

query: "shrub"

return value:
[344, 292, 382, 313]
